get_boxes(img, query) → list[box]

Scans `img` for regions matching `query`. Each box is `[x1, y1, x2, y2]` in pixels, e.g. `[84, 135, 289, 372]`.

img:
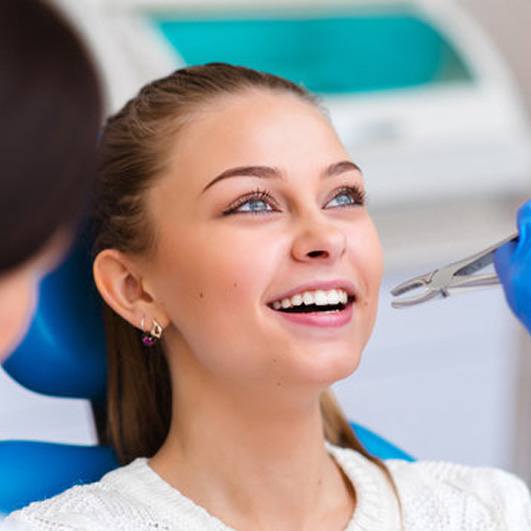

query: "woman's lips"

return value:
[266, 299, 354, 328]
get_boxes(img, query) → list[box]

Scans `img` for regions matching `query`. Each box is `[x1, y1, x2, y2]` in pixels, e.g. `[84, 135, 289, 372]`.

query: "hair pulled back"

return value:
[92, 63, 401, 506]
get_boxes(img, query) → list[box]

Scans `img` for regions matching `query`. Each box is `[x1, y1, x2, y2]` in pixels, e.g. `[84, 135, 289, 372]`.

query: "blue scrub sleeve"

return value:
[494, 200, 531, 334]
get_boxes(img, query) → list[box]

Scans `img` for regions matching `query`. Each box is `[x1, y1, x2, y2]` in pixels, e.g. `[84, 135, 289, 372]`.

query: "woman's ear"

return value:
[93, 249, 167, 330]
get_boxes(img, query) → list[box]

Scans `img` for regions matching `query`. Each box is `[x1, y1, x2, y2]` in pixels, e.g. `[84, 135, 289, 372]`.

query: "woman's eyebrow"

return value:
[201, 160, 361, 194]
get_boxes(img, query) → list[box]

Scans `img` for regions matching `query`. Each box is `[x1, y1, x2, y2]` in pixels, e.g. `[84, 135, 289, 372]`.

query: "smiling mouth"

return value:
[267, 296, 355, 314]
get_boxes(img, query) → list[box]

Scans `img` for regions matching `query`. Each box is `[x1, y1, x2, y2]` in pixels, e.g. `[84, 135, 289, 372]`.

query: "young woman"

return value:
[5, 63, 531, 530]
[0, 0, 102, 361]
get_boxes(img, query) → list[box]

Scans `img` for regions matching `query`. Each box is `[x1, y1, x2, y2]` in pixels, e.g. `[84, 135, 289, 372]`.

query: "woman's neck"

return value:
[149, 383, 356, 530]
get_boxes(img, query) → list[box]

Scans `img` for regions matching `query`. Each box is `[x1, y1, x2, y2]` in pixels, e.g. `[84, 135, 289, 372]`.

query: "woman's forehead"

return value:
[167, 91, 345, 180]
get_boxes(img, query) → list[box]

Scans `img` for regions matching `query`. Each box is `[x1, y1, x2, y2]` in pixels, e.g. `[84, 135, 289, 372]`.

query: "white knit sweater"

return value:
[3, 442, 531, 530]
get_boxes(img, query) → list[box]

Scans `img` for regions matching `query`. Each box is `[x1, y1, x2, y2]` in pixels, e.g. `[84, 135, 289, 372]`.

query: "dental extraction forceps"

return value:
[390, 233, 519, 309]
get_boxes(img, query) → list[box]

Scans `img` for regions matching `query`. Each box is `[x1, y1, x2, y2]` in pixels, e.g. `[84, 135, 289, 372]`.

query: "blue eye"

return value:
[234, 196, 274, 214]
[223, 189, 277, 216]
[325, 186, 366, 208]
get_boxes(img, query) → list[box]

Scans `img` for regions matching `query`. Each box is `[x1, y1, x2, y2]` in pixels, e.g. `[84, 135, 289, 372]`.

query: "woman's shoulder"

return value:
[385, 456, 531, 528]
[2, 458, 156, 530]
[329, 444, 531, 528]
[385, 455, 530, 494]
[3, 482, 116, 531]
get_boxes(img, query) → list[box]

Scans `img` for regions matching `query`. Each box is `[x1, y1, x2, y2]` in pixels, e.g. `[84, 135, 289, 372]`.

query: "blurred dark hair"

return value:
[0, 0, 102, 273]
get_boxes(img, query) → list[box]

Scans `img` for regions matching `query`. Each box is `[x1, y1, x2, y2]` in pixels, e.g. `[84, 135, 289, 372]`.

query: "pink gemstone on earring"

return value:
[142, 334, 156, 347]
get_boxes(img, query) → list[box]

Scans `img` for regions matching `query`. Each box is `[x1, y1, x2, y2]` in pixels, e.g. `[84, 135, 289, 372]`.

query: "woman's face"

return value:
[144, 90, 383, 393]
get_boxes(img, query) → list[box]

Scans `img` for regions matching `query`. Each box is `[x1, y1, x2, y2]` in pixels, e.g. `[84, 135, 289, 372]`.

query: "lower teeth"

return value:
[280, 304, 345, 314]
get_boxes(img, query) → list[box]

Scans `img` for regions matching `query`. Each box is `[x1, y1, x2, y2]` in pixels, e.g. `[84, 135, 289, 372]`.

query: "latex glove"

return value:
[494, 200, 531, 334]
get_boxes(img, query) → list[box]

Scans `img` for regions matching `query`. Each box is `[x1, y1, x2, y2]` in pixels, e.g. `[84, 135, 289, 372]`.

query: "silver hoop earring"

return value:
[141, 317, 163, 347]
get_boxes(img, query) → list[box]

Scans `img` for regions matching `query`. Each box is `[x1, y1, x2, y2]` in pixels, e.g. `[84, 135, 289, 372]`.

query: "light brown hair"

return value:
[91, 62, 402, 511]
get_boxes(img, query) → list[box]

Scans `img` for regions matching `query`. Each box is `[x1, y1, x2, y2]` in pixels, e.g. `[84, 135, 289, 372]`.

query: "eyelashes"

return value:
[223, 188, 278, 216]
[222, 185, 367, 216]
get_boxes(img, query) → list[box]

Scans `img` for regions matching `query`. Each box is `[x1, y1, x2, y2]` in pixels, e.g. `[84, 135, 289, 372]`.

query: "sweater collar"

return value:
[324, 442, 400, 530]
[106, 442, 399, 530]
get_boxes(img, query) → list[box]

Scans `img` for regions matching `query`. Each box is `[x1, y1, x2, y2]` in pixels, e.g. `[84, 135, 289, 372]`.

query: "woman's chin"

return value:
[289, 346, 363, 388]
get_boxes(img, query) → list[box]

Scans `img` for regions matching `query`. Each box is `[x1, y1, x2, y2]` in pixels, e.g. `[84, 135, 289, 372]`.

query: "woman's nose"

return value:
[290, 215, 347, 263]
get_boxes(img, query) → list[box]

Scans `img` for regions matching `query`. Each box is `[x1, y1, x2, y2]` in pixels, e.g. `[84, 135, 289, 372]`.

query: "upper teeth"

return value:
[271, 289, 349, 310]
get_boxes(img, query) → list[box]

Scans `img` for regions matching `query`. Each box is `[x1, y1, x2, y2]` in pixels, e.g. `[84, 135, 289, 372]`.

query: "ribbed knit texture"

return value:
[3, 442, 531, 530]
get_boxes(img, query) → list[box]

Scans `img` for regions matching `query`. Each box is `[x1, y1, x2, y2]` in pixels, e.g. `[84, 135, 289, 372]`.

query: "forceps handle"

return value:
[453, 232, 519, 277]
[448, 273, 500, 291]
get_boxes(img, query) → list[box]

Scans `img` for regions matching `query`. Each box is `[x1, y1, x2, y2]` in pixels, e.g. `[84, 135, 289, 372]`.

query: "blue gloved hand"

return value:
[494, 200, 531, 334]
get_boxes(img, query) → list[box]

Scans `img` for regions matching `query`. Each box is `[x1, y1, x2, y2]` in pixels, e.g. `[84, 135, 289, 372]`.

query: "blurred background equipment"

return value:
[1, 0, 530, 487]
[53, 0, 531, 209]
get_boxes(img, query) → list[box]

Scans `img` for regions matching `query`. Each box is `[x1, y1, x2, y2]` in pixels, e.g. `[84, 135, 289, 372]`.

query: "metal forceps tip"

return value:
[390, 232, 518, 309]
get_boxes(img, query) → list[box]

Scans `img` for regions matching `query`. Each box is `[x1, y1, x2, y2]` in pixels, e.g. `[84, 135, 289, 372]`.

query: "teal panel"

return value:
[152, 10, 472, 95]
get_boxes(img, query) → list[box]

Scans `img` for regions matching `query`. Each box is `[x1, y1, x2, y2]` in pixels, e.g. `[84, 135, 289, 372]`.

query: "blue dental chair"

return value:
[0, 228, 414, 514]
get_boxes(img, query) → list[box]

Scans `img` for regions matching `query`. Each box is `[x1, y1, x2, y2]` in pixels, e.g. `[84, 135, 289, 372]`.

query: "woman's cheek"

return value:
[348, 219, 383, 332]
[361, 218, 384, 285]
[162, 231, 262, 331]
[367, 231, 384, 332]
